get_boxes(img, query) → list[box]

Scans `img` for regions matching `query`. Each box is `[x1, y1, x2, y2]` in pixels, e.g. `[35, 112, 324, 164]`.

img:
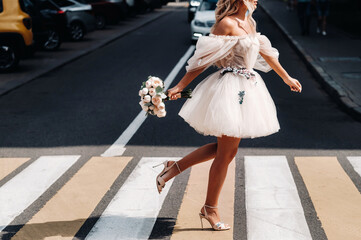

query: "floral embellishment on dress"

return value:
[238, 91, 245, 104]
[220, 67, 257, 85]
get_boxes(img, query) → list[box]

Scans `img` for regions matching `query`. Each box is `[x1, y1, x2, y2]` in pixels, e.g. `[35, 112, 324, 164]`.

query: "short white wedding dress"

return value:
[178, 32, 281, 139]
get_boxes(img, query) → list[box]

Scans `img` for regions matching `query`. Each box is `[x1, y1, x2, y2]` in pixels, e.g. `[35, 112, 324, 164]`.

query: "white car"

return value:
[190, 0, 217, 42]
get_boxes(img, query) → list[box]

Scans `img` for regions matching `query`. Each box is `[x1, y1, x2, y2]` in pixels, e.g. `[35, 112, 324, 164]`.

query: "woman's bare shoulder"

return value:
[212, 16, 236, 35]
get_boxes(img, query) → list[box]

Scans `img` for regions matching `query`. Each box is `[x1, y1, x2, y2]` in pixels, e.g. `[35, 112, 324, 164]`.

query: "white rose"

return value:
[142, 105, 149, 112]
[139, 101, 144, 106]
[153, 107, 159, 114]
[142, 88, 148, 95]
[143, 95, 151, 103]
[157, 110, 166, 118]
[145, 80, 152, 88]
[148, 88, 156, 96]
[158, 102, 165, 110]
[139, 90, 143, 96]
[150, 77, 163, 88]
[149, 105, 155, 110]
[152, 96, 162, 106]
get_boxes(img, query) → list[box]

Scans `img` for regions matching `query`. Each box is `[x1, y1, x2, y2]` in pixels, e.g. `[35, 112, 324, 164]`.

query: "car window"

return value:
[52, 0, 74, 7]
[19, 0, 36, 15]
[199, 0, 217, 11]
[0, 0, 3, 13]
[38, 0, 59, 10]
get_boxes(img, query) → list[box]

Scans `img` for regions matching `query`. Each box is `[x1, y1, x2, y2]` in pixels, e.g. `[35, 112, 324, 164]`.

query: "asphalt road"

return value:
[1, 5, 361, 240]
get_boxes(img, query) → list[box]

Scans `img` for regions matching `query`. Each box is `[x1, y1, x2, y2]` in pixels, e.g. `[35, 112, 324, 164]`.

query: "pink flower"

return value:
[150, 77, 163, 88]
[152, 96, 162, 106]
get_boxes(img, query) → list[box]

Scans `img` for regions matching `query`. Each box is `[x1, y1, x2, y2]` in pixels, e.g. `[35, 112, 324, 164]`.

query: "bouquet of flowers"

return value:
[139, 76, 192, 118]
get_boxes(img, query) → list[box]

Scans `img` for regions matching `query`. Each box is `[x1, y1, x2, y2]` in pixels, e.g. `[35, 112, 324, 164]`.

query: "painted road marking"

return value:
[101, 46, 196, 157]
[295, 156, 361, 240]
[12, 156, 132, 240]
[0, 155, 80, 232]
[85, 157, 179, 240]
[245, 156, 311, 240]
[348, 156, 361, 176]
[0, 158, 30, 181]
[171, 160, 235, 239]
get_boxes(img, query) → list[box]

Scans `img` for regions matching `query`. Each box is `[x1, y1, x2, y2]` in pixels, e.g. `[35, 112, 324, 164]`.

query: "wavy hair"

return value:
[211, 0, 257, 34]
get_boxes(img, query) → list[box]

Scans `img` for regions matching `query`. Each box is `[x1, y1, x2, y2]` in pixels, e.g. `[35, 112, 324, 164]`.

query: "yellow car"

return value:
[0, 0, 33, 72]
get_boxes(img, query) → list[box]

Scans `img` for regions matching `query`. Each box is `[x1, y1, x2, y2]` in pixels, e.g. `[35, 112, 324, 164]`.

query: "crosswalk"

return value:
[1, 155, 361, 239]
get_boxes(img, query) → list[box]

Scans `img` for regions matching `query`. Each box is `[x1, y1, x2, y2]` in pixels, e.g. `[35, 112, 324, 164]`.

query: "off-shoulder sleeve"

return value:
[254, 33, 280, 73]
[185, 35, 238, 72]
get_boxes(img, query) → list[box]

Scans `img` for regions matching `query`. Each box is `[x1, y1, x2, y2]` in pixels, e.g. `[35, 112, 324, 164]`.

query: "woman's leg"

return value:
[201, 135, 241, 225]
[161, 142, 218, 182]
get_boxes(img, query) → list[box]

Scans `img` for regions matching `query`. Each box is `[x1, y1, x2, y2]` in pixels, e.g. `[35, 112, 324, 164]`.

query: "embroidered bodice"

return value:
[186, 33, 279, 73]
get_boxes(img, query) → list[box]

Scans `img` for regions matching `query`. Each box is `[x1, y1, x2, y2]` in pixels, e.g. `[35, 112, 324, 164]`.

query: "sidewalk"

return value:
[260, 0, 361, 121]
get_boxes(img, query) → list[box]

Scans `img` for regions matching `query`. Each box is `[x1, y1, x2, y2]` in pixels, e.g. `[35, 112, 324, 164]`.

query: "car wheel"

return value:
[43, 30, 62, 51]
[70, 22, 85, 41]
[0, 44, 19, 72]
[95, 15, 106, 30]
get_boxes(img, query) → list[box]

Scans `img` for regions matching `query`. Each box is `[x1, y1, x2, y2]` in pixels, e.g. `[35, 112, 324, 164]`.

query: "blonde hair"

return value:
[211, 0, 257, 34]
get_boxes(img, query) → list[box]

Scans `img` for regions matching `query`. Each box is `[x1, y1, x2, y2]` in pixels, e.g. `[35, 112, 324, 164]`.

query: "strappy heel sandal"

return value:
[152, 160, 181, 194]
[199, 205, 231, 231]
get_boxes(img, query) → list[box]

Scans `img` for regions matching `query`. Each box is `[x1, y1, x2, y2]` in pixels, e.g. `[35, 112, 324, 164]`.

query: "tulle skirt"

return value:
[178, 69, 280, 139]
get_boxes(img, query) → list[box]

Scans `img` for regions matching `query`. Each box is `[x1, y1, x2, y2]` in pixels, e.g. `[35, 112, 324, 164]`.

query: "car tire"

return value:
[70, 22, 85, 41]
[95, 15, 106, 30]
[0, 43, 20, 73]
[43, 29, 62, 51]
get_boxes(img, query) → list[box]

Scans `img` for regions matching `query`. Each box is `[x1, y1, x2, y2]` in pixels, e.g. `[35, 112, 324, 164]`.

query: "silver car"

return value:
[190, 0, 217, 42]
[52, 0, 96, 41]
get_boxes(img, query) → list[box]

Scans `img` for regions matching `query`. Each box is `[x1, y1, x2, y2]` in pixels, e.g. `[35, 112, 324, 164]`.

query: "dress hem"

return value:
[179, 113, 280, 139]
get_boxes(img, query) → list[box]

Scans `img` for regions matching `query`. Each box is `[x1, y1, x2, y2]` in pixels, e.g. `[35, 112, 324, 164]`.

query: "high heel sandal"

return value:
[199, 205, 231, 231]
[152, 160, 181, 194]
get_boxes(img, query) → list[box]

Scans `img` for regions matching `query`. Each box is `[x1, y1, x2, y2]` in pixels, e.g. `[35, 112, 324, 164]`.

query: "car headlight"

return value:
[194, 20, 206, 27]
[190, 0, 200, 7]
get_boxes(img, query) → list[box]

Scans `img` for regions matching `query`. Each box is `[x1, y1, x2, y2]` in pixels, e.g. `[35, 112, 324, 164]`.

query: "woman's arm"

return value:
[167, 18, 235, 100]
[167, 67, 205, 100]
[260, 52, 302, 93]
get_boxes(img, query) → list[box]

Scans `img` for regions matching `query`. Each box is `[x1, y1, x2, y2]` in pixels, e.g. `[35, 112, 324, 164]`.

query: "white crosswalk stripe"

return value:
[0, 155, 80, 232]
[1, 154, 361, 239]
[85, 157, 179, 240]
[245, 156, 312, 240]
[348, 156, 361, 176]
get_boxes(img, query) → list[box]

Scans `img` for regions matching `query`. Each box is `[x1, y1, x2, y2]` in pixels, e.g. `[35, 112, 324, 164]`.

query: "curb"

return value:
[259, 4, 361, 122]
[0, 9, 171, 97]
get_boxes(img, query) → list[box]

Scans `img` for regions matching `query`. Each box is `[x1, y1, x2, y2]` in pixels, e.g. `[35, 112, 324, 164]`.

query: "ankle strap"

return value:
[174, 162, 182, 173]
[204, 204, 217, 209]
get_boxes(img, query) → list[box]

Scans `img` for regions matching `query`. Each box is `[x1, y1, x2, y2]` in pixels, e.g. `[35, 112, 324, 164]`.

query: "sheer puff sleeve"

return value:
[185, 35, 238, 72]
[254, 33, 280, 73]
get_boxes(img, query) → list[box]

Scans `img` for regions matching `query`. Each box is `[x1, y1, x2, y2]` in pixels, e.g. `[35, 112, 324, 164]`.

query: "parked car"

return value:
[106, 0, 132, 16]
[190, 0, 217, 42]
[22, 0, 68, 50]
[52, 0, 96, 41]
[78, 0, 123, 29]
[0, 0, 33, 72]
[108, 0, 158, 15]
[188, 0, 200, 23]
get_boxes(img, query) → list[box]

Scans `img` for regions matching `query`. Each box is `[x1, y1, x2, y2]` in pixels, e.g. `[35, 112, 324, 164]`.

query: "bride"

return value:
[153, 0, 302, 231]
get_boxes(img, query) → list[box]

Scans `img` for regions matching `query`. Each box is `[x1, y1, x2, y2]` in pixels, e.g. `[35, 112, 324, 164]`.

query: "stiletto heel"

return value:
[199, 213, 204, 229]
[154, 160, 182, 194]
[152, 161, 167, 168]
[198, 205, 231, 231]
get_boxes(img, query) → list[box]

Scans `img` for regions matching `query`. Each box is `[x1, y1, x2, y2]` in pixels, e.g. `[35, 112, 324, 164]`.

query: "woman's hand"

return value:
[283, 77, 302, 93]
[167, 84, 184, 100]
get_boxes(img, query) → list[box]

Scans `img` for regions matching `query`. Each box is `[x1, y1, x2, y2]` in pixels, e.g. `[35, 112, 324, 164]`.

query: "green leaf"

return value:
[155, 86, 163, 93]
[144, 102, 152, 107]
